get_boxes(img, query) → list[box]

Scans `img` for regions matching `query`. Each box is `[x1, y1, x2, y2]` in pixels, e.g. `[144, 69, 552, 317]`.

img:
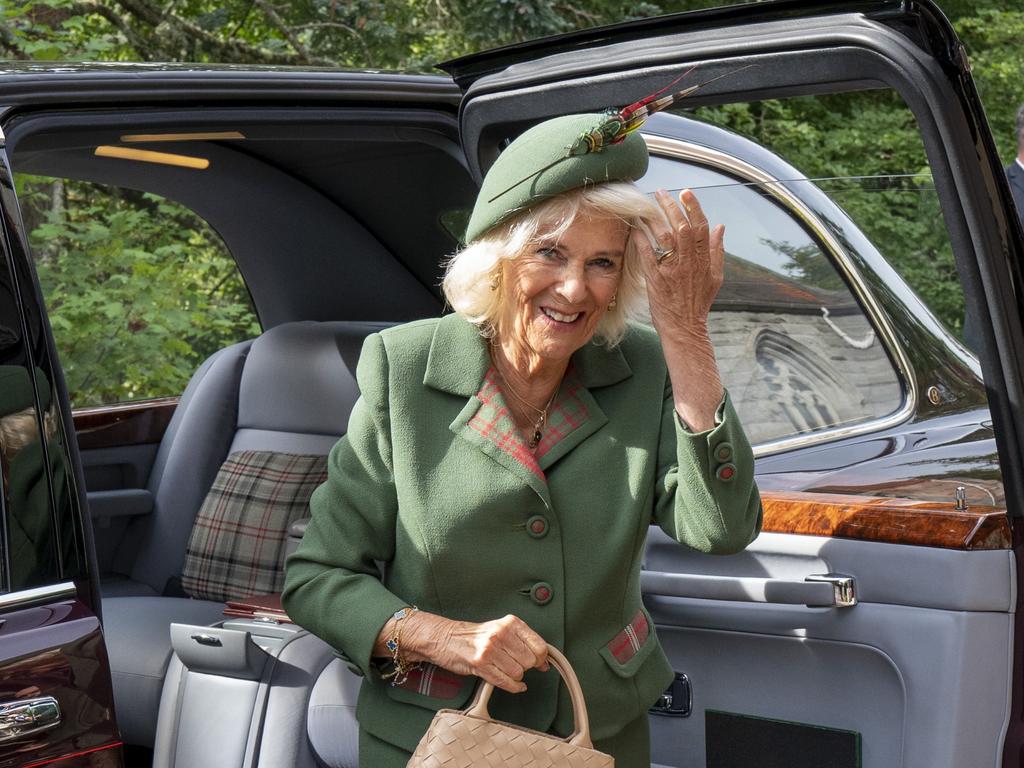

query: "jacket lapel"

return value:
[424, 314, 634, 500]
[537, 338, 632, 469]
[449, 368, 551, 502]
[426, 315, 550, 502]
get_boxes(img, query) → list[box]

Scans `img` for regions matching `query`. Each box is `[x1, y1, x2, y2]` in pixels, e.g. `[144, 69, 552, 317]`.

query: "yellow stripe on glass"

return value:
[94, 146, 209, 169]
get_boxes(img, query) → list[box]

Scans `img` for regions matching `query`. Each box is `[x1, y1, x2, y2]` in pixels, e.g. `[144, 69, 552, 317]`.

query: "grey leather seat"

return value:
[306, 659, 363, 768]
[101, 320, 387, 747]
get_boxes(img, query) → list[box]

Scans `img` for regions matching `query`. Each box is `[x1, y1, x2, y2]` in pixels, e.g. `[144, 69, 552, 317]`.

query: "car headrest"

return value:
[236, 321, 392, 437]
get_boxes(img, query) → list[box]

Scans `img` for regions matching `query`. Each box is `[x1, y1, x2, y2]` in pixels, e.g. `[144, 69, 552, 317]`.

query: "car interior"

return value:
[6, 107, 477, 766]
[3, 10, 1021, 762]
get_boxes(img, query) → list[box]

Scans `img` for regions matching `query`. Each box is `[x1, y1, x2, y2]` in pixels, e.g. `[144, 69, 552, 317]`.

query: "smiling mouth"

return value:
[542, 307, 582, 324]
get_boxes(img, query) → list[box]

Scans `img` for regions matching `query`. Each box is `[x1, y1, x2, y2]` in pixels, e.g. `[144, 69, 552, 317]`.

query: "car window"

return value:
[636, 156, 904, 447]
[0, 234, 72, 592]
[14, 175, 260, 408]
[690, 92, 963, 345]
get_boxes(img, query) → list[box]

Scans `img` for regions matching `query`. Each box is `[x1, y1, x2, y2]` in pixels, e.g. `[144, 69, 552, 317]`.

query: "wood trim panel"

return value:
[72, 397, 178, 451]
[760, 490, 1012, 550]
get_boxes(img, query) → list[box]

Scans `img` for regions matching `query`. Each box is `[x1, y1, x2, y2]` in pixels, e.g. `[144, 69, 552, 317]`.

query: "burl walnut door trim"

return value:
[72, 397, 178, 451]
[760, 490, 1011, 550]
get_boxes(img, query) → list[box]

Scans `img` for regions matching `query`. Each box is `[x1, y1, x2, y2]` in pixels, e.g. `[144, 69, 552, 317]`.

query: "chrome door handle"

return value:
[0, 696, 62, 743]
[805, 573, 857, 607]
[641, 571, 857, 608]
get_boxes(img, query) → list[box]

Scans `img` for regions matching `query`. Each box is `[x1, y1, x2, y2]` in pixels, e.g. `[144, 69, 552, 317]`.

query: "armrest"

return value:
[87, 488, 154, 519]
[289, 517, 310, 538]
[641, 570, 856, 608]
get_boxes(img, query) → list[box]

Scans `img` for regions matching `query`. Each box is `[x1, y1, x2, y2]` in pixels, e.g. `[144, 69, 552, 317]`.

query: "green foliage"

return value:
[1, 1, 124, 61]
[955, 9, 1024, 163]
[2, 0, 1020, 405]
[0, 0, 752, 69]
[17, 177, 259, 406]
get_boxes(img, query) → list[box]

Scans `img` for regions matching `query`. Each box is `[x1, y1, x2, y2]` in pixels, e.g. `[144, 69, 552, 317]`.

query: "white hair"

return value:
[0, 406, 56, 461]
[442, 182, 662, 347]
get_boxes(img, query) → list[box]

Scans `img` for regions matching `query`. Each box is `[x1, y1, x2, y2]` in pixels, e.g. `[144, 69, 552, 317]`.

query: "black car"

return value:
[2, 1, 1023, 767]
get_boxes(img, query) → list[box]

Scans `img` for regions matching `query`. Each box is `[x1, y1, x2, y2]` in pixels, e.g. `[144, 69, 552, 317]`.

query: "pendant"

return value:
[530, 430, 542, 449]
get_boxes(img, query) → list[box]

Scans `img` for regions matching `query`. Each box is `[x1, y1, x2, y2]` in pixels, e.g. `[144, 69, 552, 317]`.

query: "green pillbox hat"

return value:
[464, 113, 649, 244]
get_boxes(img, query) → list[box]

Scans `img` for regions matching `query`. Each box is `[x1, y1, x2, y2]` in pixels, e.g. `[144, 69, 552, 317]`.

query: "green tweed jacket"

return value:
[282, 313, 762, 754]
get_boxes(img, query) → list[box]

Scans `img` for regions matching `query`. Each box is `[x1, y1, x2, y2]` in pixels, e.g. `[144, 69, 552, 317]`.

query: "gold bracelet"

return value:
[382, 605, 420, 686]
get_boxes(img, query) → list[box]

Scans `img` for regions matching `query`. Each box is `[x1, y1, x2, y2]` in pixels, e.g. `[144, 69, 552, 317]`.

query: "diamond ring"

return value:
[654, 246, 676, 263]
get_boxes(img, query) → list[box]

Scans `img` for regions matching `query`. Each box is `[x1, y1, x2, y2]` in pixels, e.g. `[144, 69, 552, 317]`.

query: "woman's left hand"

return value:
[631, 189, 726, 431]
[632, 188, 724, 338]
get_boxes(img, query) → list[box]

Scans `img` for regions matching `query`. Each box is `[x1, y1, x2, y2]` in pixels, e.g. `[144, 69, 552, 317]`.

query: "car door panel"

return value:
[75, 399, 175, 536]
[0, 590, 122, 768]
[645, 527, 1014, 768]
[78, 442, 161, 583]
[448, 8, 1020, 460]
[0, 133, 123, 764]
[447, 2, 1024, 766]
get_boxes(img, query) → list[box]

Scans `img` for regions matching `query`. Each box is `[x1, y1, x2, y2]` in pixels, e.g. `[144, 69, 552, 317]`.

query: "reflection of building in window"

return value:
[754, 330, 857, 433]
[710, 254, 902, 444]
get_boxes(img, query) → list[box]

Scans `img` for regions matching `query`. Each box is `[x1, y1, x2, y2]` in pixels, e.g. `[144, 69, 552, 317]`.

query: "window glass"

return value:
[690, 92, 962, 342]
[0, 247, 63, 592]
[637, 157, 904, 445]
[14, 176, 260, 407]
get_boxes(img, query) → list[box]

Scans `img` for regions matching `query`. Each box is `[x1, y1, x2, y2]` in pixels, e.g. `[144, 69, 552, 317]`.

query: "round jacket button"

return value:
[527, 515, 549, 538]
[716, 462, 737, 481]
[715, 442, 733, 462]
[531, 582, 553, 605]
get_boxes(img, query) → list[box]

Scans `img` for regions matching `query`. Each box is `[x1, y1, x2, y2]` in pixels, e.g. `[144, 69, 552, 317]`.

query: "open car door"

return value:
[445, 2, 1024, 766]
[0, 126, 122, 766]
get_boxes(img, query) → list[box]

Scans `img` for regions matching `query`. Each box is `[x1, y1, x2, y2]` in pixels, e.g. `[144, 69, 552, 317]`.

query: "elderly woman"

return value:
[282, 111, 762, 767]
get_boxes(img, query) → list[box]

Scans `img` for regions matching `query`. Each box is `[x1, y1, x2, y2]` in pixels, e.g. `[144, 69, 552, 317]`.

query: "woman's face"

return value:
[498, 214, 628, 364]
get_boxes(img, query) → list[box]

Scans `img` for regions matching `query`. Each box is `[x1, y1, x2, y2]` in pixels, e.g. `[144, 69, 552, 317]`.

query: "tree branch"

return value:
[112, 0, 335, 65]
[552, 3, 604, 26]
[254, 0, 315, 61]
[257, 0, 371, 64]
[0, 25, 29, 60]
[291, 21, 363, 38]
[65, 0, 154, 59]
[229, 0, 258, 38]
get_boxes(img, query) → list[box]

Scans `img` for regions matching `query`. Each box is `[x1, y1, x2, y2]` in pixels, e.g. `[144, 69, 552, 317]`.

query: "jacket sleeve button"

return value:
[531, 582, 553, 605]
[527, 515, 549, 538]
[716, 462, 736, 481]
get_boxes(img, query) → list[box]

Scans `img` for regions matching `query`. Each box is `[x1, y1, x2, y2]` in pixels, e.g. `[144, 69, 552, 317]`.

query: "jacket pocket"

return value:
[382, 662, 478, 710]
[598, 607, 658, 678]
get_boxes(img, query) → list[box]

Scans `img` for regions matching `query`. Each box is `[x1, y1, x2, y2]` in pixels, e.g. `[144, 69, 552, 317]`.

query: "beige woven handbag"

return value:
[407, 644, 613, 767]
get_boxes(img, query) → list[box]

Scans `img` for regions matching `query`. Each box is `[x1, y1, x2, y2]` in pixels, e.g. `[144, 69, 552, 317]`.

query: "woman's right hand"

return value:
[403, 612, 549, 694]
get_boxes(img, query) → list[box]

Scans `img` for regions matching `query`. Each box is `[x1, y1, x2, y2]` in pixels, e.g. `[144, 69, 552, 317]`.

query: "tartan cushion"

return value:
[181, 450, 328, 602]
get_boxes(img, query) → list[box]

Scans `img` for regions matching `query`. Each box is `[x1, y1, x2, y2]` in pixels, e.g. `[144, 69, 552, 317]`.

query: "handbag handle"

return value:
[464, 644, 593, 748]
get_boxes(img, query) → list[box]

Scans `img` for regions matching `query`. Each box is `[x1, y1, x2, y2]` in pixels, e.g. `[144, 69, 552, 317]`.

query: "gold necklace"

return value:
[493, 367, 559, 450]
